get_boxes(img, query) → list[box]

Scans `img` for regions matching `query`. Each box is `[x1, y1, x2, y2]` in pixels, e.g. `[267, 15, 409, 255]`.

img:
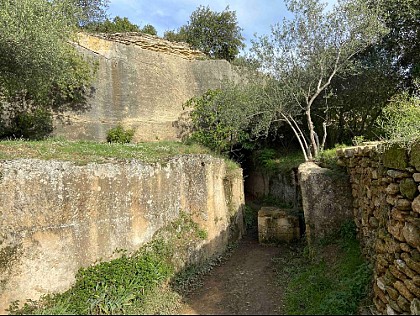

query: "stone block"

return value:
[390, 265, 407, 281]
[400, 178, 418, 200]
[382, 143, 408, 170]
[298, 162, 353, 243]
[386, 183, 400, 195]
[391, 208, 410, 221]
[374, 297, 386, 312]
[397, 295, 411, 312]
[413, 195, 420, 214]
[388, 220, 406, 242]
[410, 141, 420, 172]
[395, 198, 412, 211]
[386, 286, 400, 301]
[258, 207, 300, 244]
[411, 298, 420, 315]
[404, 279, 420, 298]
[395, 259, 416, 279]
[414, 275, 420, 287]
[401, 252, 420, 274]
[402, 221, 420, 249]
[400, 243, 412, 252]
[394, 280, 414, 301]
[414, 173, 420, 183]
[387, 169, 411, 179]
[388, 299, 402, 313]
[386, 304, 396, 315]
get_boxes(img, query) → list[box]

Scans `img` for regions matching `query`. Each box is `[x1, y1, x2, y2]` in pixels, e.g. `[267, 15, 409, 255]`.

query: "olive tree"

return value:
[250, 0, 387, 161]
[0, 0, 95, 139]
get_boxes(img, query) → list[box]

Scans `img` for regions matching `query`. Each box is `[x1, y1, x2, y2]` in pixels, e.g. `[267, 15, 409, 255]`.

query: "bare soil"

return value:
[178, 231, 297, 315]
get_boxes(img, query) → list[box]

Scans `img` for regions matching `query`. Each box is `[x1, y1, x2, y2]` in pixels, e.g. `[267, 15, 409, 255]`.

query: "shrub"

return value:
[106, 125, 134, 144]
[8, 109, 53, 140]
[376, 93, 420, 143]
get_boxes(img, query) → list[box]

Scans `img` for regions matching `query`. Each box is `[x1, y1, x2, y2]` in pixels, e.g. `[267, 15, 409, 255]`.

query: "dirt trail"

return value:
[178, 233, 292, 315]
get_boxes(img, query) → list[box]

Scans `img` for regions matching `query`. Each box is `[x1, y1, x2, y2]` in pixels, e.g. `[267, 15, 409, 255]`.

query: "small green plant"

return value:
[352, 135, 366, 146]
[196, 228, 208, 240]
[7, 212, 213, 315]
[279, 221, 372, 315]
[253, 149, 304, 174]
[243, 205, 258, 229]
[376, 93, 420, 143]
[106, 125, 135, 144]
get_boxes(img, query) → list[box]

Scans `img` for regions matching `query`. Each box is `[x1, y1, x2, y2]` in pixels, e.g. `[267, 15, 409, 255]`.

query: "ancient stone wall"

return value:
[337, 142, 420, 315]
[297, 162, 354, 244]
[53, 33, 239, 142]
[245, 169, 300, 208]
[0, 155, 245, 313]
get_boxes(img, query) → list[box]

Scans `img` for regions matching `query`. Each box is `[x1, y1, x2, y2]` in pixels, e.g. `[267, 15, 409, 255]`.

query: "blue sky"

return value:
[107, 0, 336, 53]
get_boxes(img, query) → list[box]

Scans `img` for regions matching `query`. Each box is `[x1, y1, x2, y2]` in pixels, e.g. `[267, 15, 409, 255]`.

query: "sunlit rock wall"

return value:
[0, 155, 245, 313]
[53, 33, 239, 142]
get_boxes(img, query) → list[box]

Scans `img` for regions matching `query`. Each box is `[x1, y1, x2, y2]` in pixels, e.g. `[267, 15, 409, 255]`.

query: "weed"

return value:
[253, 149, 304, 174]
[7, 212, 213, 315]
[106, 125, 135, 144]
[276, 221, 372, 315]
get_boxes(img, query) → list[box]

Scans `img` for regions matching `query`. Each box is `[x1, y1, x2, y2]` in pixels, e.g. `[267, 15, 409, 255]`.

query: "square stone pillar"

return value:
[258, 207, 300, 244]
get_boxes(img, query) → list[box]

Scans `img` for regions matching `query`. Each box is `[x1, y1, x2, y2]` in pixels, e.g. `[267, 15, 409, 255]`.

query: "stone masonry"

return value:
[337, 141, 420, 315]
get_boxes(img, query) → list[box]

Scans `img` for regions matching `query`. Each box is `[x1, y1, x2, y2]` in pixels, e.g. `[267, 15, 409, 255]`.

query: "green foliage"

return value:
[164, 5, 245, 61]
[74, 0, 109, 27]
[84, 16, 140, 32]
[250, 0, 388, 160]
[185, 88, 255, 154]
[0, 139, 214, 165]
[253, 149, 305, 174]
[106, 124, 135, 144]
[368, 0, 420, 90]
[243, 205, 259, 230]
[141, 24, 157, 36]
[376, 93, 420, 143]
[0, 0, 95, 138]
[6, 109, 53, 140]
[7, 212, 211, 315]
[163, 28, 188, 43]
[280, 221, 372, 315]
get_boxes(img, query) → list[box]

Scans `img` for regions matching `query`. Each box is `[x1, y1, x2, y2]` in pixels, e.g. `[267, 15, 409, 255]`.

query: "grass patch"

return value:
[275, 221, 372, 315]
[253, 148, 305, 174]
[7, 212, 214, 315]
[0, 138, 214, 165]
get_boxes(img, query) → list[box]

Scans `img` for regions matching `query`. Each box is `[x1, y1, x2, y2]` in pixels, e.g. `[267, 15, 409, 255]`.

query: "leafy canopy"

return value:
[0, 0, 95, 139]
[164, 5, 245, 61]
[249, 0, 387, 160]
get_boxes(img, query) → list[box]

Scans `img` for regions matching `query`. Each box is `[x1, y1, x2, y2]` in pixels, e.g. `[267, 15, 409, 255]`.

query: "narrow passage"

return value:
[178, 234, 295, 315]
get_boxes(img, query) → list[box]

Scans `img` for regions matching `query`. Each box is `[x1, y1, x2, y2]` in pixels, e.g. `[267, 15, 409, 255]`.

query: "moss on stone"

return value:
[410, 140, 420, 171]
[400, 178, 418, 200]
[382, 143, 408, 170]
[0, 245, 18, 273]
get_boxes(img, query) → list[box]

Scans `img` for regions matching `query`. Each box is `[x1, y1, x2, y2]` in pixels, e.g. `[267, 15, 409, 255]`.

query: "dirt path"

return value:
[178, 233, 292, 315]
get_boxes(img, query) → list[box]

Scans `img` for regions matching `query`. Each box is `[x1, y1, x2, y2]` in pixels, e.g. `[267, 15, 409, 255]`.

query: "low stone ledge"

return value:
[257, 207, 300, 244]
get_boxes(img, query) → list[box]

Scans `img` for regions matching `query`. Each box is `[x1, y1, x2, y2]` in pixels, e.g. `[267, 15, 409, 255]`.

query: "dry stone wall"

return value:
[53, 33, 239, 142]
[337, 141, 420, 315]
[0, 155, 245, 313]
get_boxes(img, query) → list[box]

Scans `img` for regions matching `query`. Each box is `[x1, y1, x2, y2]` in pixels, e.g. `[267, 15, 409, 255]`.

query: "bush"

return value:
[106, 125, 134, 144]
[5, 109, 53, 140]
[376, 93, 420, 142]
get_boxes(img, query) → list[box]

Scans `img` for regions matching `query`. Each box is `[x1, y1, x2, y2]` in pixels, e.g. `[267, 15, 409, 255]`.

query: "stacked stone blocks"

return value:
[337, 141, 420, 315]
